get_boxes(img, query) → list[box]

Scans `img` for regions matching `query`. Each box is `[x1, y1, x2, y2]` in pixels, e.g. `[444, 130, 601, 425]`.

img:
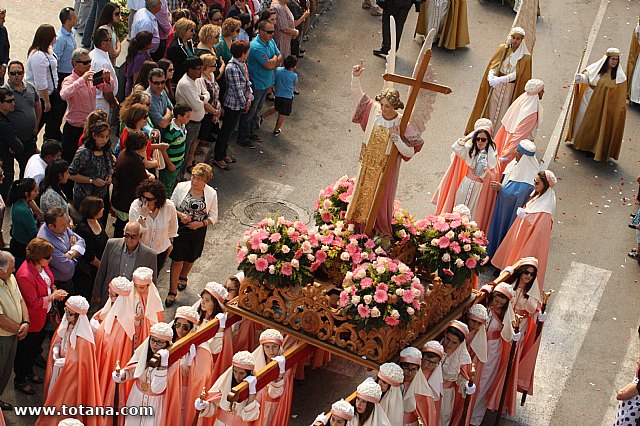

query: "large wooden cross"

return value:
[363, 42, 452, 234]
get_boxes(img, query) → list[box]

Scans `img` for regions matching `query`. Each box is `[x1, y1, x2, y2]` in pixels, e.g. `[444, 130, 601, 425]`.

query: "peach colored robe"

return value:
[37, 335, 103, 426]
[491, 212, 553, 290]
[232, 318, 258, 353]
[463, 329, 486, 425]
[493, 113, 539, 172]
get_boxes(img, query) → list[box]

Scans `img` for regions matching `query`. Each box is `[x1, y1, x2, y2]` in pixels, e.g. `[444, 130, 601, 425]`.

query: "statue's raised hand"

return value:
[352, 60, 365, 78]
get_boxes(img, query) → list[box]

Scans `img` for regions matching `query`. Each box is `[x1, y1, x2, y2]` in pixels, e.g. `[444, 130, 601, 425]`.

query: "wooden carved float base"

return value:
[230, 276, 479, 366]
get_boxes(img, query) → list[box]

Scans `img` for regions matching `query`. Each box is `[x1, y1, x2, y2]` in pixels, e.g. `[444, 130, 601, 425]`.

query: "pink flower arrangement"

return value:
[339, 257, 424, 330]
[391, 201, 419, 245]
[236, 216, 315, 287]
[415, 212, 489, 286]
[313, 176, 355, 226]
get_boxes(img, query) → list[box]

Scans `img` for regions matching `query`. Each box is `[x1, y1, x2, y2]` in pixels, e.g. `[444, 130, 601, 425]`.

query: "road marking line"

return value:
[600, 327, 640, 426]
[507, 261, 611, 425]
[541, 0, 609, 167]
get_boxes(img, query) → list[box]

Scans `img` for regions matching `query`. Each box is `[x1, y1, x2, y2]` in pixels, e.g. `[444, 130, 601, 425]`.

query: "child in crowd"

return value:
[160, 103, 192, 196]
[261, 55, 299, 137]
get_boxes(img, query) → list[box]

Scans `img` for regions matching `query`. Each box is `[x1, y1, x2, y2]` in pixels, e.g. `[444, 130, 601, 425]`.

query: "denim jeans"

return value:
[81, 0, 108, 47]
[238, 88, 269, 144]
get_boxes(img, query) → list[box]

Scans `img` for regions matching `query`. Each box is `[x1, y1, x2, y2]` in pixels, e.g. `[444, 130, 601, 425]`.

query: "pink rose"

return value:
[321, 213, 332, 223]
[360, 277, 374, 289]
[465, 258, 477, 269]
[385, 316, 400, 326]
[294, 250, 303, 260]
[376, 283, 388, 292]
[255, 258, 269, 272]
[387, 261, 398, 273]
[357, 304, 371, 318]
[282, 263, 293, 276]
[269, 233, 282, 243]
[449, 241, 461, 254]
[264, 254, 276, 264]
[374, 289, 388, 303]
[316, 250, 327, 263]
[339, 291, 349, 307]
[438, 236, 451, 249]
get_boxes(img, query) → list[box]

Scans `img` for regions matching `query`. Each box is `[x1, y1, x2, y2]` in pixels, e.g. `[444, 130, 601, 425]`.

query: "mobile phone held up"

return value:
[92, 70, 104, 86]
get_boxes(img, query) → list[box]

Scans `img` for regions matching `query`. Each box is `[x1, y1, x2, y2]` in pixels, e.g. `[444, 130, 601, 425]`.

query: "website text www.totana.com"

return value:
[13, 404, 154, 417]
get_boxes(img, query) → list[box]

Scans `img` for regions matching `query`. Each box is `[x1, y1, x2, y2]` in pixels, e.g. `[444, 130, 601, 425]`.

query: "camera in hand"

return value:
[92, 70, 104, 86]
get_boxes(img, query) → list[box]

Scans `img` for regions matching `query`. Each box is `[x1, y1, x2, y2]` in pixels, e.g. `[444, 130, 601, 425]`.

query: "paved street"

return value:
[2, 0, 639, 425]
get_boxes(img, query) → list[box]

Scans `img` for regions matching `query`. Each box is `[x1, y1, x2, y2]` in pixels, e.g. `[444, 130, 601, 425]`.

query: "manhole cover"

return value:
[232, 198, 310, 226]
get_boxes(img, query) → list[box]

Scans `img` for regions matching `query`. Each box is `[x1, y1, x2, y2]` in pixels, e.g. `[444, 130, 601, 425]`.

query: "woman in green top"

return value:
[9, 178, 39, 267]
[215, 18, 241, 64]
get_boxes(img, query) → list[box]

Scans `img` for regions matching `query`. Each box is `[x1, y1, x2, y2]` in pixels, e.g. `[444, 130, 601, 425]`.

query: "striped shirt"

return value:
[163, 120, 187, 167]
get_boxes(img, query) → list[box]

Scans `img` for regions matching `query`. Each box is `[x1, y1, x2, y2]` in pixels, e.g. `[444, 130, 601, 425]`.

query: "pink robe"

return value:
[491, 212, 553, 290]
[463, 330, 486, 426]
[516, 311, 543, 395]
[232, 318, 258, 353]
[256, 369, 294, 426]
[493, 113, 539, 172]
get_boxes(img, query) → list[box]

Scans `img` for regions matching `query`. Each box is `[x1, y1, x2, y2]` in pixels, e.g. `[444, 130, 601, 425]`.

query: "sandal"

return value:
[223, 155, 237, 164]
[165, 291, 177, 308]
[177, 277, 188, 291]
[213, 160, 230, 170]
[14, 383, 35, 395]
[27, 374, 43, 384]
[627, 251, 640, 260]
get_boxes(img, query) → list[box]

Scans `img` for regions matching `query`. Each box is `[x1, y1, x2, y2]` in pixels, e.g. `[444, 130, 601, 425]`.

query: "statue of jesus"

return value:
[346, 61, 424, 236]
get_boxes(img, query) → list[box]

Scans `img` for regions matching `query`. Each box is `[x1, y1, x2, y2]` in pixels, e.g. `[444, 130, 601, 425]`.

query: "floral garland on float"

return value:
[313, 176, 355, 226]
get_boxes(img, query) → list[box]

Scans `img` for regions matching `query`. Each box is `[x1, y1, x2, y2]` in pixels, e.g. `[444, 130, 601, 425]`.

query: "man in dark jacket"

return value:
[0, 87, 24, 199]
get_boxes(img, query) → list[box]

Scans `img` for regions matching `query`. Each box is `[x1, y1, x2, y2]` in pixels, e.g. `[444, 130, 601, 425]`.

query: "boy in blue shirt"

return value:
[260, 55, 298, 137]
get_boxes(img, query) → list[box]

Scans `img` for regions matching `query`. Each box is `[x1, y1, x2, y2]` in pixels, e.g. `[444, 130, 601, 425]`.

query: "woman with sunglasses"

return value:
[492, 170, 557, 291]
[432, 118, 500, 233]
[158, 59, 177, 104]
[94, 2, 123, 64]
[129, 178, 178, 269]
[14, 238, 67, 396]
[216, 18, 242, 64]
[38, 295, 101, 426]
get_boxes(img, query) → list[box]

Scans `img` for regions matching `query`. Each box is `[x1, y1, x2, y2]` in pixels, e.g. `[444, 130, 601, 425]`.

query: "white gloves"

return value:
[52, 346, 60, 361]
[313, 413, 329, 425]
[574, 73, 584, 83]
[501, 266, 515, 276]
[516, 207, 527, 218]
[538, 312, 547, 322]
[194, 398, 209, 411]
[112, 370, 125, 383]
[90, 317, 100, 331]
[157, 349, 169, 367]
[215, 312, 227, 329]
[512, 332, 522, 342]
[186, 344, 197, 366]
[244, 375, 257, 395]
[465, 382, 477, 395]
[273, 355, 286, 374]
[488, 74, 498, 88]
[54, 357, 66, 368]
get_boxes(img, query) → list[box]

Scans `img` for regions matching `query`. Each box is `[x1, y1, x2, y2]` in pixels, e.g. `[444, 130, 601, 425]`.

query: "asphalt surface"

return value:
[2, 0, 640, 425]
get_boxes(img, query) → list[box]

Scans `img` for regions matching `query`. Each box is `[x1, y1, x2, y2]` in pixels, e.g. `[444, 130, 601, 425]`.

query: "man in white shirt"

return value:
[127, 0, 146, 39]
[175, 56, 212, 176]
[130, 0, 162, 55]
[24, 139, 63, 185]
[90, 27, 118, 117]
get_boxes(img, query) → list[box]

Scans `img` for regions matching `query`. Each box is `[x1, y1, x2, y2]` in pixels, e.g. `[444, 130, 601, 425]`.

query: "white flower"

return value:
[321, 245, 330, 252]
[455, 258, 464, 268]
[407, 307, 415, 316]
[361, 252, 369, 259]
[248, 254, 257, 264]
[436, 216, 446, 223]
[335, 221, 344, 229]
[307, 254, 315, 261]
[340, 252, 351, 261]
[398, 229, 407, 238]
[371, 307, 381, 318]
[265, 218, 275, 227]
[268, 265, 276, 274]
[240, 247, 248, 254]
[277, 216, 286, 225]
[356, 268, 367, 279]
[363, 295, 373, 305]
[395, 288, 405, 297]
[376, 265, 386, 274]
[473, 230, 483, 239]
[351, 295, 361, 305]
[431, 238, 440, 246]
[344, 271, 354, 282]
[320, 224, 329, 232]
[291, 259, 299, 268]
[445, 230, 455, 240]
[412, 288, 421, 297]
[375, 246, 385, 255]
[463, 244, 471, 252]
[347, 224, 355, 232]
[398, 263, 409, 274]
[281, 245, 290, 254]
[461, 216, 470, 224]
[345, 195, 353, 203]
[323, 199, 332, 209]
[479, 246, 487, 253]
[259, 243, 269, 253]
[242, 235, 251, 243]
[469, 221, 478, 228]
[349, 238, 358, 245]
[442, 253, 451, 262]
[391, 309, 400, 319]
[286, 227, 295, 237]
[301, 241, 312, 253]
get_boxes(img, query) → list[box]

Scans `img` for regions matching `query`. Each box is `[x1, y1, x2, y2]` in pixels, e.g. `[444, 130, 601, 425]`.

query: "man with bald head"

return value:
[92, 222, 157, 306]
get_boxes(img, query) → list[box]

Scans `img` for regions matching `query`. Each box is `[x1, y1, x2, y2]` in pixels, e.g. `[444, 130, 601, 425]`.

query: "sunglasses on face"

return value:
[522, 270, 536, 276]
[263, 30, 275, 34]
[149, 337, 165, 346]
[9, 70, 23, 76]
[44, 255, 52, 260]
[114, 11, 121, 16]
[75, 60, 92, 65]
[474, 137, 488, 142]
[150, 80, 165, 85]
[141, 195, 156, 202]
[166, 68, 174, 72]
[124, 233, 140, 239]
[402, 366, 420, 373]
[174, 323, 191, 331]
[1, 98, 14, 103]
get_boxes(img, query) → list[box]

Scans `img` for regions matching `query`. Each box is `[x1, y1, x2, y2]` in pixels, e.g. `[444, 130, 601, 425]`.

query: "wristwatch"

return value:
[89, 178, 93, 184]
